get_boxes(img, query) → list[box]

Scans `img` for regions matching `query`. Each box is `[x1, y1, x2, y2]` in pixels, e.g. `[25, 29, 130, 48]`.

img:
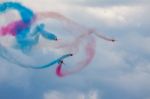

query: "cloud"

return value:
[0, 59, 31, 88]
[0, 0, 150, 99]
[86, 5, 144, 27]
[62, 0, 150, 7]
[44, 90, 101, 99]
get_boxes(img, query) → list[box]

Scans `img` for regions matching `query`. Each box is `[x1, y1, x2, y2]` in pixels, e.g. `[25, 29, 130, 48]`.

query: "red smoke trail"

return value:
[56, 36, 96, 77]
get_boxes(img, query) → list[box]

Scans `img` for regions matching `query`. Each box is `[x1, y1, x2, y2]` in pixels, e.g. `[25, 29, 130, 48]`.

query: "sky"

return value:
[0, 0, 150, 99]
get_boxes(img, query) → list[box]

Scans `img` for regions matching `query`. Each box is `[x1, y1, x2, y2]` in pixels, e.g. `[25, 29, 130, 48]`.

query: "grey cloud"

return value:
[0, 0, 150, 99]
[62, 0, 150, 7]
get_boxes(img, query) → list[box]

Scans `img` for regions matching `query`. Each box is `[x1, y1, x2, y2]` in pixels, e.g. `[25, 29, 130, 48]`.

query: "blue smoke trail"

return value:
[0, 44, 72, 69]
[0, 2, 64, 69]
[0, 2, 34, 23]
[0, 2, 57, 52]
